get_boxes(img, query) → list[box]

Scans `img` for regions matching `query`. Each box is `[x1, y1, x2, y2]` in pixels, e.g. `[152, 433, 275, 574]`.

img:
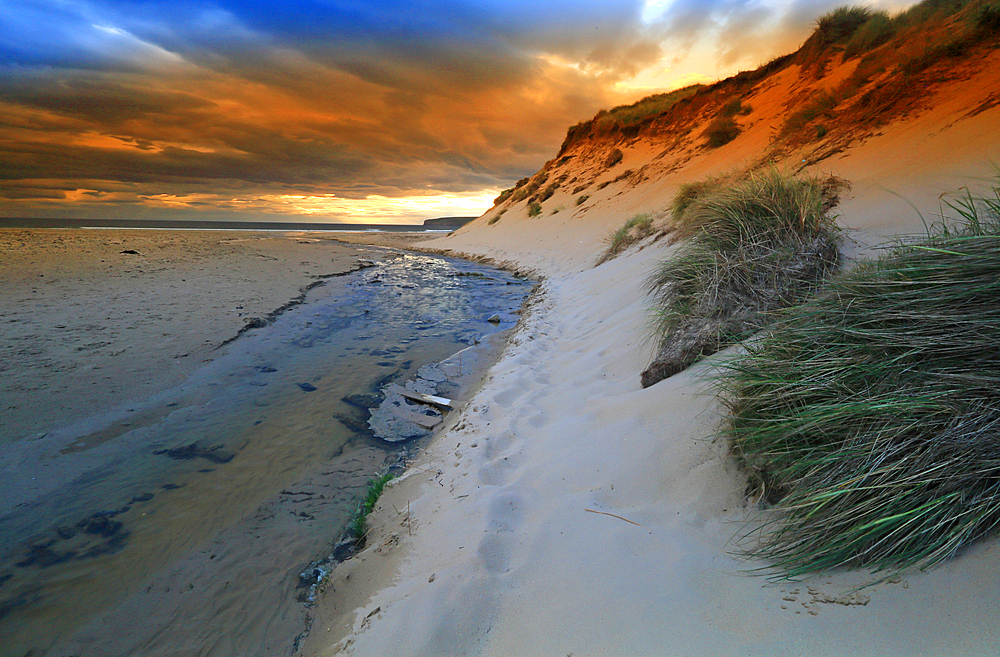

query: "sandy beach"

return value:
[301, 45, 1000, 657]
[0, 229, 377, 445]
[4, 7, 1000, 656]
[1, 229, 539, 656]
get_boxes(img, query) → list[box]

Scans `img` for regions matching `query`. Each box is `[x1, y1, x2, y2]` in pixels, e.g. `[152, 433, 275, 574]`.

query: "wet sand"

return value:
[0, 229, 533, 656]
[0, 229, 371, 446]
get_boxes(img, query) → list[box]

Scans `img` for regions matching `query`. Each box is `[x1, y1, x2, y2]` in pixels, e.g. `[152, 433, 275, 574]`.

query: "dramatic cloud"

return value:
[0, 0, 912, 223]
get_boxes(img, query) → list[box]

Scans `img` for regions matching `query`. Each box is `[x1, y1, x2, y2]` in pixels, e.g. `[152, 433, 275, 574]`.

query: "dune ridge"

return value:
[305, 5, 1000, 655]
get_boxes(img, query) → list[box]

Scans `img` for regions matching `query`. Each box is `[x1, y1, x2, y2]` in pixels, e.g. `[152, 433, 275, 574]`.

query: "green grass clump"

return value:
[642, 169, 841, 387]
[976, 1, 1000, 31]
[704, 116, 740, 148]
[782, 89, 840, 138]
[719, 97, 752, 118]
[592, 85, 705, 131]
[348, 471, 394, 543]
[598, 213, 656, 264]
[493, 188, 514, 206]
[842, 10, 896, 58]
[814, 5, 880, 45]
[527, 201, 542, 217]
[722, 183, 1000, 577]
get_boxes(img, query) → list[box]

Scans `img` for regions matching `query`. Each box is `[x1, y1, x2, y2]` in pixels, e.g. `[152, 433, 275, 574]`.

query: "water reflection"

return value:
[0, 252, 533, 657]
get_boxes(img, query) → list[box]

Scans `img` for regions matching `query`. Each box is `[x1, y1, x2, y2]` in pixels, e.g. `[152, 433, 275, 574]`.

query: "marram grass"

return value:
[647, 168, 841, 351]
[722, 185, 1000, 577]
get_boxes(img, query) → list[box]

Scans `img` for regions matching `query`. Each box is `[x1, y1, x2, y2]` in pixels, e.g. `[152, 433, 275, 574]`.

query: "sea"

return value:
[0, 217, 468, 232]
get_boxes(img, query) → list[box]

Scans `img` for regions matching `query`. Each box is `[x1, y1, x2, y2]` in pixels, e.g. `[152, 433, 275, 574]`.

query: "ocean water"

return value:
[0, 251, 533, 656]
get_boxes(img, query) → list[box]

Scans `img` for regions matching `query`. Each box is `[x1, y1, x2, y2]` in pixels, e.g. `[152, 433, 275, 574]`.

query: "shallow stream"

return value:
[0, 250, 533, 657]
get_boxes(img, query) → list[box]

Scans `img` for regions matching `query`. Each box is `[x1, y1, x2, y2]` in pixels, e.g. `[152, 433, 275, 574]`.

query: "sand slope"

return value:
[306, 39, 1000, 657]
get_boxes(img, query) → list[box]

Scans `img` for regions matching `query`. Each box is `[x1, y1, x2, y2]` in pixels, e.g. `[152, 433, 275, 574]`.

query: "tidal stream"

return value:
[0, 250, 533, 656]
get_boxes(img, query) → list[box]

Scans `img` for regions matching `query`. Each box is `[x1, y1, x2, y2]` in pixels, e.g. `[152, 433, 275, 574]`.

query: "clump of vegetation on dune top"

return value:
[640, 169, 843, 388]
[722, 183, 1000, 578]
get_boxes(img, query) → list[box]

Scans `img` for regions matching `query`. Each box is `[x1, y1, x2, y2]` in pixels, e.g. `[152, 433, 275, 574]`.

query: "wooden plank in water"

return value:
[387, 384, 455, 409]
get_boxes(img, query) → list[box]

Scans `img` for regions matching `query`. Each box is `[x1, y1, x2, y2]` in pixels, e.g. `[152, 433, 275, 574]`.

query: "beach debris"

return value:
[584, 508, 645, 528]
[386, 384, 453, 409]
[119, 249, 140, 255]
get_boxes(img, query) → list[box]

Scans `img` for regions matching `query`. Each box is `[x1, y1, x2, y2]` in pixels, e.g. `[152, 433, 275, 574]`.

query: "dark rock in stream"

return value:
[342, 393, 383, 411]
[297, 382, 318, 392]
[153, 443, 235, 464]
[332, 412, 373, 437]
[56, 526, 77, 540]
[132, 492, 154, 503]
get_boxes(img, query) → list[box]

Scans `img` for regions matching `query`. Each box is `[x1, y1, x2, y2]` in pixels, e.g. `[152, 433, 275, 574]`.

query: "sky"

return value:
[0, 0, 911, 224]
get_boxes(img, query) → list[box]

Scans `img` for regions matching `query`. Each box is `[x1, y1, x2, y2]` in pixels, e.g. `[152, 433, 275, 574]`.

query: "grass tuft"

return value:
[642, 169, 842, 387]
[721, 182, 1000, 577]
[814, 5, 879, 45]
[598, 213, 656, 264]
[527, 201, 542, 217]
[842, 10, 896, 58]
[704, 116, 741, 148]
[348, 471, 394, 544]
[781, 89, 840, 138]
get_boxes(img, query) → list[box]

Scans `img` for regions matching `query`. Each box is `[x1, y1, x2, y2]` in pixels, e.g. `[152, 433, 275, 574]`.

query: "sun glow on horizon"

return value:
[270, 191, 500, 223]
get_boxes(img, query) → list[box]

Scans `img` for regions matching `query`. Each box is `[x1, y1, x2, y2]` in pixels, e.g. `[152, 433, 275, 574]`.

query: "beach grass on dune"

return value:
[721, 183, 1000, 577]
[598, 212, 656, 263]
[641, 169, 841, 387]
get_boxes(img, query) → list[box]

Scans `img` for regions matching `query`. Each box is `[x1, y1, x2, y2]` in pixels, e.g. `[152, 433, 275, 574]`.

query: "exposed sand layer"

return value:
[305, 47, 1000, 657]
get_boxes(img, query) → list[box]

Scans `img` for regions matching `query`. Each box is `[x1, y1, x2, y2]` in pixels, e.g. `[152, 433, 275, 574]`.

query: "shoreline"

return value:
[0, 228, 535, 656]
[303, 192, 1000, 655]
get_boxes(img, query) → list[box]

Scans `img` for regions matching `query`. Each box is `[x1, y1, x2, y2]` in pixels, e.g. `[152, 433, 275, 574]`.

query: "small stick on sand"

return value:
[584, 508, 645, 528]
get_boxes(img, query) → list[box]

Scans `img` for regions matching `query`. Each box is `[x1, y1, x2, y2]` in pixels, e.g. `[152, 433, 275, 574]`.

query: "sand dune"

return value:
[305, 29, 1000, 657]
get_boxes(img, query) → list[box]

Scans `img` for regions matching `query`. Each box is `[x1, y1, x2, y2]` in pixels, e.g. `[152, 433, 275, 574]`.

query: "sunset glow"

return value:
[0, 0, 911, 224]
